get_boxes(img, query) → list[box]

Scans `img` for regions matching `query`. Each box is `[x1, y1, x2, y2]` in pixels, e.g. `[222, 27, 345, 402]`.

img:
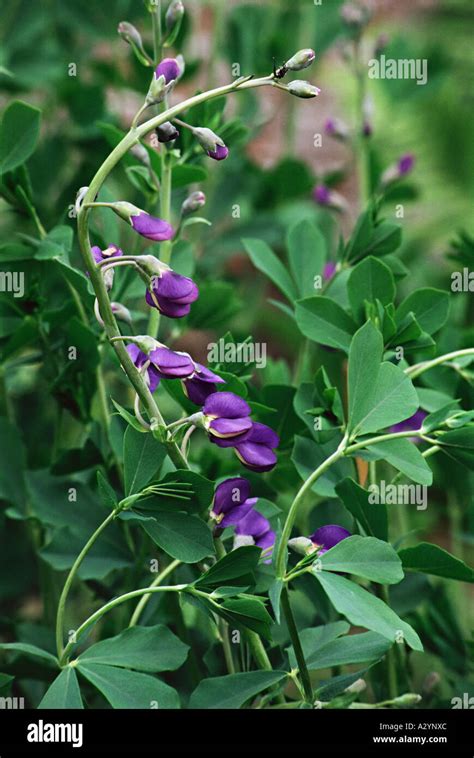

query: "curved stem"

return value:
[56, 510, 117, 659]
[405, 348, 474, 379]
[129, 558, 181, 627]
[281, 586, 313, 703]
[275, 434, 348, 579]
[60, 584, 186, 666]
[345, 428, 423, 454]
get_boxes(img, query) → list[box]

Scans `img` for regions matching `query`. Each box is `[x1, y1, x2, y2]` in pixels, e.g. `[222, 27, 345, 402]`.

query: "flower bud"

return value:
[156, 121, 180, 143]
[155, 57, 181, 84]
[130, 335, 162, 355]
[117, 22, 151, 67]
[325, 117, 349, 141]
[380, 153, 415, 187]
[130, 142, 151, 167]
[344, 678, 366, 695]
[391, 693, 422, 707]
[313, 185, 347, 212]
[288, 537, 315, 556]
[181, 191, 206, 216]
[192, 127, 229, 160]
[111, 302, 132, 324]
[108, 203, 174, 241]
[165, 0, 184, 33]
[287, 80, 321, 99]
[284, 48, 316, 72]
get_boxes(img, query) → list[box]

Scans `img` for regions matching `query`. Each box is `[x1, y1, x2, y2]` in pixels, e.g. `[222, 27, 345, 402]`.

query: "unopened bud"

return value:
[381, 154, 415, 187]
[313, 185, 347, 212]
[111, 302, 132, 324]
[118, 22, 151, 67]
[287, 80, 321, 99]
[181, 191, 206, 216]
[192, 127, 228, 160]
[130, 143, 151, 167]
[288, 537, 315, 556]
[166, 0, 184, 33]
[156, 121, 180, 143]
[325, 117, 350, 141]
[344, 678, 366, 695]
[285, 48, 316, 72]
[392, 693, 422, 707]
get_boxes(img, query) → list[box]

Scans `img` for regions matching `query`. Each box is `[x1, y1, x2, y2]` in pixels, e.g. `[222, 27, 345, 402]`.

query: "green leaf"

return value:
[189, 670, 286, 709]
[242, 238, 297, 303]
[289, 630, 391, 671]
[292, 435, 354, 498]
[35, 225, 73, 260]
[78, 625, 189, 671]
[336, 478, 388, 541]
[123, 427, 167, 495]
[38, 668, 83, 709]
[295, 296, 357, 352]
[314, 571, 423, 650]
[287, 621, 349, 669]
[347, 322, 419, 436]
[195, 545, 262, 588]
[111, 398, 148, 433]
[135, 470, 213, 516]
[0, 100, 41, 173]
[396, 288, 450, 336]
[367, 438, 433, 485]
[318, 535, 404, 584]
[77, 662, 179, 708]
[347, 256, 395, 322]
[143, 512, 215, 563]
[40, 526, 132, 580]
[398, 542, 474, 582]
[0, 642, 58, 667]
[438, 427, 474, 471]
[217, 596, 274, 640]
[287, 219, 326, 297]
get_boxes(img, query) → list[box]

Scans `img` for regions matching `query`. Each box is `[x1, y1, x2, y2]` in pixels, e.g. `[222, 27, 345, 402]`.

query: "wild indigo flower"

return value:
[313, 185, 346, 212]
[234, 509, 276, 555]
[310, 524, 351, 554]
[287, 81, 321, 99]
[389, 409, 427, 442]
[130, 212, 175, 242]
[192, 127, 229, 161]
[91, 244, 123, 265]
[146, 269, 199, 318]
[203, 392, 252, 444]
[182, 364, 225, 405]
[381, 154, 415, 187]
[155, 57, 181, 84]
[156, 121, 180, 143]
[323, 261, 337, 281]
[284, 48, 316, 72]
[127, 343, 195, 392]
[324, 117, 349, 141]
[210, 477, 257, 527]
[234, 422, 279, 473]
[181, 191, 206, 216]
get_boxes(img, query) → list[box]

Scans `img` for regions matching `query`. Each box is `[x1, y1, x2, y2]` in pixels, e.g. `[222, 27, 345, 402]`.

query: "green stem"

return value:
[56, 510, 117, 659]
[405, 348, 474, 379]
[151, 0, 162, 65]
[381, 587, 398, 700]
[275, 434, 348, 578]
[60, 584, 186, 666]
[281, 586, 313, 703]
[128, 558, 181, 627]
[148, 147, 173, 338]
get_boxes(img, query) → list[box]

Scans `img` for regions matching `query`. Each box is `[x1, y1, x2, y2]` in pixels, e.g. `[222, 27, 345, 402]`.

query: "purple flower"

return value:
[127, 344, 194, 392]
[234, 422, 279, 473]
[323, 261, 337, 281]
[234, 509, 276, 557]
[398, 153, 415, 176]
[203, 392, 253, 445]
[313, 185, 331, 206]
[207, 143, 229, 161]
[183, 364, 225, 405]
[156, 122, 180, 143]
[91, 244, 122, 265]
[155, 57, 180, 84]
[130, 212, 174, 242]
[389, 409, 427, 442]
[310, 525, 351, 554]
[324, 117, 349, 141]
[146, 269, 199, 318]
[210, 477, 257, 527]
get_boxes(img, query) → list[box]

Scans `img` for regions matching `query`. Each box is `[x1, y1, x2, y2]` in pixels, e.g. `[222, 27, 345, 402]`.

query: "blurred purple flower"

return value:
[210, 477, 257, 527]
[398, 153, 415, 176]
[314, 185, 331, 206]
[146, 269, 198, 318]
[323, 261, 337, 281]
[389, 409, 427, 442]
[310, 524, 351, 554]
[207, 144, 229, 161]
[234, 422, 279, 473]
